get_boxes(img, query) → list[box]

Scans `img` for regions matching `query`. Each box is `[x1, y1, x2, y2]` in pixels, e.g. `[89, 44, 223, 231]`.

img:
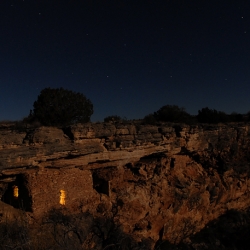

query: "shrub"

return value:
[229, 112, 244, 122]
[197, 107, 229, 123]
[153, 105, 192, 123]
[143, 113, 157, 125]
[104, 115, 122, 123]
[30, 88, 93, 126]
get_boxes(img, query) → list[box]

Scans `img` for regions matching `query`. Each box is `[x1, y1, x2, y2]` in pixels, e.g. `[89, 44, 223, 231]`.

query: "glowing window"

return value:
[13, 185, 18, 198]
[60, 190, 66, 205]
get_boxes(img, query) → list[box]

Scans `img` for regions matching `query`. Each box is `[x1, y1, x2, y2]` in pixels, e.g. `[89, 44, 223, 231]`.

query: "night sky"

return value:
[1, 0, 250, 122]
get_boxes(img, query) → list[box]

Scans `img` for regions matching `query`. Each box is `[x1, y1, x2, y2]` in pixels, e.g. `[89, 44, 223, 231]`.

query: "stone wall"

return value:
[26, 168, 97, 216]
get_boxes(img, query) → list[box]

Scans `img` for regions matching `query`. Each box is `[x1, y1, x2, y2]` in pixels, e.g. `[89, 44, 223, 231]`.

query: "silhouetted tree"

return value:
[154, 105, 192, 123]
[229, 112, 244, 122]
[197, 107, 229, 123]
[30, 88, 93, 126]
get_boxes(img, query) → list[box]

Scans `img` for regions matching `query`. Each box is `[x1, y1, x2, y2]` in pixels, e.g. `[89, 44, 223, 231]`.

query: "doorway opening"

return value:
[92, 174, 110, 196]
[1, 174, 32, 212]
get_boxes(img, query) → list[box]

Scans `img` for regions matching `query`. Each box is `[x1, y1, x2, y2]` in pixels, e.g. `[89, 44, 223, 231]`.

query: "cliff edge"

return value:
[0, 122, 250, 249]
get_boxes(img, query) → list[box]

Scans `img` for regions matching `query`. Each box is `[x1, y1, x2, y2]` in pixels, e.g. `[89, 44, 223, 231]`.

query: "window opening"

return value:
[170, 158, 175, 168]
[13, 185, 18, 198]
[60, 190, 66, 205]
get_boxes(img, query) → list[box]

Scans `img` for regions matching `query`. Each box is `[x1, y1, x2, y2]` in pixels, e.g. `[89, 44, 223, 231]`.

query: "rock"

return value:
[0, 122, 250, 248]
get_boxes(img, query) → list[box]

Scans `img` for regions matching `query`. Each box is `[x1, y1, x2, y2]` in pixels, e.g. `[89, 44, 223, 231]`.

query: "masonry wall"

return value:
[27, 168, 98, 216]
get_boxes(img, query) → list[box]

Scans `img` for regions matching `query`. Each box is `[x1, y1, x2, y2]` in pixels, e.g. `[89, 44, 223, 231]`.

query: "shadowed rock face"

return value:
[0, 122, 250, 248]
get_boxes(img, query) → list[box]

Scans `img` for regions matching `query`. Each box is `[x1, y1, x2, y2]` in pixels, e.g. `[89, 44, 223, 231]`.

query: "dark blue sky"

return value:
[1, 0, 250, 122]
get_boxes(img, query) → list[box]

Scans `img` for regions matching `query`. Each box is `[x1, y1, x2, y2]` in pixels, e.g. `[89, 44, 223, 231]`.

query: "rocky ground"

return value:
[157, 208, 250, 250]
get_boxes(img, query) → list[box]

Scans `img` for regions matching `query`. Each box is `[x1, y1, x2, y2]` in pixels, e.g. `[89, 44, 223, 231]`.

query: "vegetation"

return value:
[142, 105, 249, 125]
[29, 88, 93, 126]
[154, 105, 191, 123]
[143, 113, 157, 125]
[229, 112, 244, 122]
[197, 107, 229, 123]
[143, 105, 195, 124]
[1, 90, 250, 126]
[2, 206, 250, 249]
[104, 115, 123, 123]
[247, 111, 250, 121]
[156, 209, 250, 250]
[0, 208, 152, 250]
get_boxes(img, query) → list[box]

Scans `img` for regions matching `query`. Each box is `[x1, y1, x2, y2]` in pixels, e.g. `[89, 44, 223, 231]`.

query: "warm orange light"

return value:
[60, 190, 66, 205]
[13, 185, 18, 198]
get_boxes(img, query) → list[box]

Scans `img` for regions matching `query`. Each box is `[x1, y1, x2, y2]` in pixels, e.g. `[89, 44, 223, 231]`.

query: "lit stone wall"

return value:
[26, 168, 98, 215]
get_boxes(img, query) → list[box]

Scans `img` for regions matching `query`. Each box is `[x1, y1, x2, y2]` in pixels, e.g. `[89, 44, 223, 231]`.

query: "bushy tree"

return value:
[229, 112, 244, 122]
[31, 88, 93, 126]
[153, 105, 192, 123]
[197, 107, 229, 123]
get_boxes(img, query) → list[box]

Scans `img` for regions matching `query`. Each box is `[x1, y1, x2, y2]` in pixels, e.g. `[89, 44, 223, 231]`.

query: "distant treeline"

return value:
[1, 86, 249, 127]
[105, 105, 250, 125]
[142, 105, 249, 124]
